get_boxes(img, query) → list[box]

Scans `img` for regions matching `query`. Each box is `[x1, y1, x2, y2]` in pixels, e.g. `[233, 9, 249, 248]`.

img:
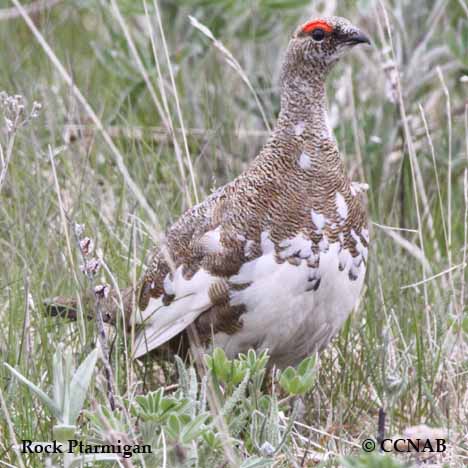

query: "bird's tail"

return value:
[44, 286, 135, 328]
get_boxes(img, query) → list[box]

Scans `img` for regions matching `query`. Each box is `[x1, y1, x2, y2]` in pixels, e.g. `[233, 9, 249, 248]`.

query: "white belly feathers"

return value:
[214, 238, 366, 368]
[134, 227, 367, 368]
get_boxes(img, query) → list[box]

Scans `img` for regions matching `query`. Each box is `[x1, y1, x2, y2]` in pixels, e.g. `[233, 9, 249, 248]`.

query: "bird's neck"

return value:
[276, 76, 330, 140]
[264, 75, 345, 190]
[247, 73, 344, 192]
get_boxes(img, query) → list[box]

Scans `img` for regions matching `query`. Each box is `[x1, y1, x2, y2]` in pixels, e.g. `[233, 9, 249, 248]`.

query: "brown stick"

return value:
[0, 0, 63, 21]
[95, 297, 116, 410]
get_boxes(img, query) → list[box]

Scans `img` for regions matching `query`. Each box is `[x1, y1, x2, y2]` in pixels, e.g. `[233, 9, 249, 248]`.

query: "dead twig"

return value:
[0, 0, 62, 21]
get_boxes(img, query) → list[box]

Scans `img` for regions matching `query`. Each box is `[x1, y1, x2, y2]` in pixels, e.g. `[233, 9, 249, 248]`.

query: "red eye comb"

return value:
[302, 20, 333, 34]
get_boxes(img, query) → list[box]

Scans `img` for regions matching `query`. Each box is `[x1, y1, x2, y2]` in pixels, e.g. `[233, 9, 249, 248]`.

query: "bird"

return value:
[49, 16, 371, 370]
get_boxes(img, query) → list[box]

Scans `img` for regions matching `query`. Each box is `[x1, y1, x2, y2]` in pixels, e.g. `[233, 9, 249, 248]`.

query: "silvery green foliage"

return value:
[4, 346, 119, 466]
[4, 344, 98, 427]
[4, 342, 315, 466]
[87, 349, 303, 466]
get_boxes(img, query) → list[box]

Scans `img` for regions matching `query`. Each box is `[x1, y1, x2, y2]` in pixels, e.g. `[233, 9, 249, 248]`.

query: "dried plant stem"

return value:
[17, 276, 31, 367]
[382, 227, 432, 274]
[457, 0, 468, 18]
[99, 258, 130, 392]
[0, 132, 16, 196]
[372, 221, 418, 233]
[95, 298, 117, 410]
[347, 67, 365, 182]
[64, 124, 271, 142]
[437, 68, 456, 299]
[0, 0, 62, 21]
[419, 105, 447, 265]
[48, 146, 86, 343]
[461, 106, 468, 313]
[71, 230, 118, 411]
[0, 386, 26, 468]
[97, 407, 138, 468]
[160, 430, 167, 468]
[400, 263, 466, 290]
[129, 221, 138, 391]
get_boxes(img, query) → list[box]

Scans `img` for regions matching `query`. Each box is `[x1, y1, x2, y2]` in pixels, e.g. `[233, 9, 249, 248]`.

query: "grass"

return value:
[0, 0, 467, 466]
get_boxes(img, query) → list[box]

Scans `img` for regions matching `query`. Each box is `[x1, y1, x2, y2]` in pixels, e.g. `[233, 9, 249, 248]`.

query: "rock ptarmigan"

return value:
[49, 17, 371, 369]
[132, 17, 371, 368]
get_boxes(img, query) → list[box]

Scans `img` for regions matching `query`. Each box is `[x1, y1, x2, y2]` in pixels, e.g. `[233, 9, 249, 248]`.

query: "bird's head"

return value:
[281, 16, 371, 87]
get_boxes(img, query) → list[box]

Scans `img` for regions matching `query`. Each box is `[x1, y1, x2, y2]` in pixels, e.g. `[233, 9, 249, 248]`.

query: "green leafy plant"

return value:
[279, 354, 317, 396]
[206, 347, 248, 387]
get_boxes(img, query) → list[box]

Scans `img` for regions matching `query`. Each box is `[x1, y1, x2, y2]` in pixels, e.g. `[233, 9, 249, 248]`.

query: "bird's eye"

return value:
[311, 28, 325, 41]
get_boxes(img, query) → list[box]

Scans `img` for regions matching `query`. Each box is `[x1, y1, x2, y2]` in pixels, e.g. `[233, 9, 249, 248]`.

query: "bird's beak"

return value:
[341, 28, 371, 46]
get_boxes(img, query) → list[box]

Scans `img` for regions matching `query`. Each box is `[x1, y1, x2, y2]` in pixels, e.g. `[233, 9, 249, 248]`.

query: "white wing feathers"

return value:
[133, 267, 216, 359]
